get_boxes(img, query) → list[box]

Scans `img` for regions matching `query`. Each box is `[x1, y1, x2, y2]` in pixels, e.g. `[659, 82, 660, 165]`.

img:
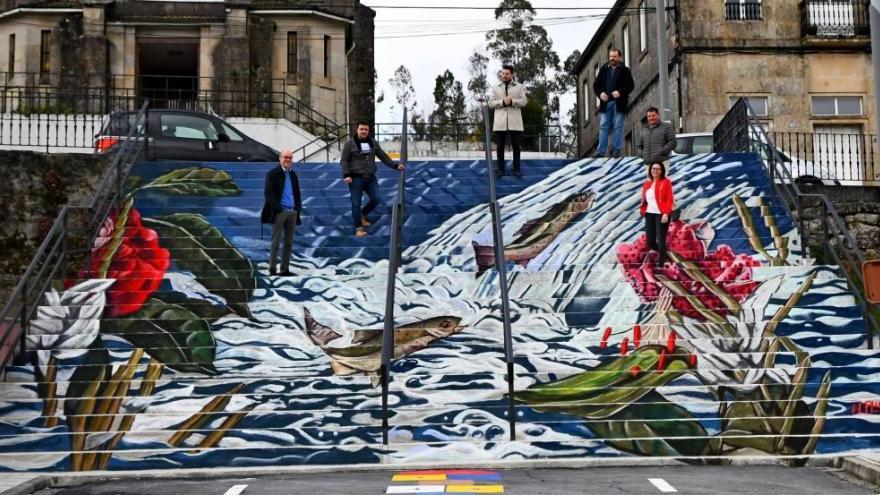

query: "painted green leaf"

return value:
[104, 299, 217, 375]
[722, 397, 813, 455]
[514, 347, 691, 419]
[141, 167, 241, 197]
[152, 290, 234, 323]
[587, 391, 710, 457]
[144, 214, 255, 318]
[63, 345, 112, 418]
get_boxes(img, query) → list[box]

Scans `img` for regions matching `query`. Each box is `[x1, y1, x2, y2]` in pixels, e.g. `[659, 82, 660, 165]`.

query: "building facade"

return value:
[574, 0, 875, 159]
[0, 0, 377, 127]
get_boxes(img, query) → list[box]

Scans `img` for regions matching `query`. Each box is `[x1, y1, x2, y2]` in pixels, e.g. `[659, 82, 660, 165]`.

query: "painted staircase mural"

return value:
[1, 154, 878, 471]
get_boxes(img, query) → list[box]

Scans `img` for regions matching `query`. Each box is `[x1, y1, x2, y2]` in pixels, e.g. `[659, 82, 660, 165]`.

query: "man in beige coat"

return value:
[489, 64, 528, 177]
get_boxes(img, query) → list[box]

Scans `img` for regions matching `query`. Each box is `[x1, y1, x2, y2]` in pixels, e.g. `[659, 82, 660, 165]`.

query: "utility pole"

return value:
[654, 0, 672, 122]
[871, 0, 880, 137]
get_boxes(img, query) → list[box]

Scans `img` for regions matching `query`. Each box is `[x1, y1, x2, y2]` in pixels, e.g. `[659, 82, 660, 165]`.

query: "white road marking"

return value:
[648, 478, 678, 493]
[386, 486, 447, 494]
[223, 485, 249, 495]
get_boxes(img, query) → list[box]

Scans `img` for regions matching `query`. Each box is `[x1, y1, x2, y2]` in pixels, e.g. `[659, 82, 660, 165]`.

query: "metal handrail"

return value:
[380, 107, 408, 445]
[0, 99, 150, 372]
[714, 97, 879, 347]
[481, 106, 517, 441]
[291, 122, 349, 163]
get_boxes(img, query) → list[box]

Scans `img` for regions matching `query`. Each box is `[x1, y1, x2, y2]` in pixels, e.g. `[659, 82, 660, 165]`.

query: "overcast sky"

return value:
[362, 0, 616, 124]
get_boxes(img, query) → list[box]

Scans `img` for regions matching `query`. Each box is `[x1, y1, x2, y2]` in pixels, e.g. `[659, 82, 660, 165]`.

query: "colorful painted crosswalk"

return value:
[385, 470, 504, 494]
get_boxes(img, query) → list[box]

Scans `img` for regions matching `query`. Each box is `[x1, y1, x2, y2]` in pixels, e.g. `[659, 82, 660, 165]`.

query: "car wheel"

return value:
[794, 175, 823, 186]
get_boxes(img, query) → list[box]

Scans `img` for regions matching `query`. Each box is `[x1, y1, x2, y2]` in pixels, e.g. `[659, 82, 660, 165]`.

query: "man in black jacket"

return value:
[262, 148, 302, 276]
[340, 120, 405, 237]
[592, 48, 635, 158]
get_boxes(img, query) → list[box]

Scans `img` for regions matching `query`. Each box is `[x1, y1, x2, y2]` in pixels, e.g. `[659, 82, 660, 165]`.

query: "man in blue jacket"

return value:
[592, 48, 635, 158]
[262, 148, 302, 276]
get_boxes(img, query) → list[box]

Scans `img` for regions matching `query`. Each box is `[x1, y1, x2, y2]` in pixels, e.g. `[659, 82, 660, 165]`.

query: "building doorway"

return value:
[137, 39, 199, 109]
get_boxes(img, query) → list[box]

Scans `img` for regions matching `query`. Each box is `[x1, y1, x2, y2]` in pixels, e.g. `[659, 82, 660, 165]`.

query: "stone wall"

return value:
[0, 151, 105, 302]
[798, 184, 880, 259]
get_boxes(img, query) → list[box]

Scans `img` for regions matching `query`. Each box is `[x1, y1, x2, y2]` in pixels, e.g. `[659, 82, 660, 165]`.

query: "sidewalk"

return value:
[836, 454, 880, 486]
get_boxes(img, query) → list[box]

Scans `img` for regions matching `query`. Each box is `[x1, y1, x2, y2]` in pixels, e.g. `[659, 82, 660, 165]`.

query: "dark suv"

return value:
[95, 109, 279, 162]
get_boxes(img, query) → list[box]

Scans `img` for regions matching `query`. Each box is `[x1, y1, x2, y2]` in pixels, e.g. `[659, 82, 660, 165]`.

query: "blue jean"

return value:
[597, 100, 625, 155]
[348, 175, 381, 229]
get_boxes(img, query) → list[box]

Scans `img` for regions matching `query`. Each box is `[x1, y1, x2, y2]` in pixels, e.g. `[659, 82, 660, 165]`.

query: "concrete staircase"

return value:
[0, 154, 877, 472]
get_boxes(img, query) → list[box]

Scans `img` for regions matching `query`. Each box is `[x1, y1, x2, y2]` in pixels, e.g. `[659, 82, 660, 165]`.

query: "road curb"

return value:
[835, 455, 880, 487]
[0, 476, 51, 495]
[1, 456, 811, 491]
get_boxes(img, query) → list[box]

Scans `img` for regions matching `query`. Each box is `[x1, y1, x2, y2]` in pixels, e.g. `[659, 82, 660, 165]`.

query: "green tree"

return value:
[467, 51, 490, 109]
[466, 50, 491, 141]
[430, 70, 467, 141]
[555, 50, 582, 155]
[410, 111, 428, 141]
[388, 65, 417, 113]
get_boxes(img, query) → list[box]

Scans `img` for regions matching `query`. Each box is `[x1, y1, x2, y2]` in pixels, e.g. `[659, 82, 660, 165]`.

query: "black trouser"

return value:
[269, 209, 297, 271]
[645, 212, 670, 264]
[495, 131, 522, 172]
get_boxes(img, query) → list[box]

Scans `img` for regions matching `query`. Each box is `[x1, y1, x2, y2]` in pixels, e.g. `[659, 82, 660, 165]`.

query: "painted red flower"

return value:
[88, 208, 170, 317]
[616, 220, 761, 319]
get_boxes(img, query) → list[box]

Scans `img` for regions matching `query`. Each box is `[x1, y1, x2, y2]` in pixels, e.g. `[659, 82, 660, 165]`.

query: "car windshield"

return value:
[100, 112, 144, 136]
[692, 136, 713, 154]
[674, 137, 690, 154]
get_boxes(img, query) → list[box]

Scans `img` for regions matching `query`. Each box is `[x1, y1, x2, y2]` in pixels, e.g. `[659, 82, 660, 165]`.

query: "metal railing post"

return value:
[380, 107, 408, 445]
[18, 279, 27, 358]
[482, 106, 517, 441]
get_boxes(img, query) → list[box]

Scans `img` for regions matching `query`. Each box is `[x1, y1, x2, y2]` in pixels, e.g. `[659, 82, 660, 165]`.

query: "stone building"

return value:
[0, 0, 377, 128]
[573, 0, 875, 159]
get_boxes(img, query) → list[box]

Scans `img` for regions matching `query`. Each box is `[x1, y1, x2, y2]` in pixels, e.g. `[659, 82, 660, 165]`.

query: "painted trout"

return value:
[304, 308, 464, 386]
[472, 191, 596, 274]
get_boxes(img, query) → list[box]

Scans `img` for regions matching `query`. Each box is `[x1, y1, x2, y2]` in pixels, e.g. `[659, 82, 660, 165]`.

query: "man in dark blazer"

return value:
[261, 148, 302, 276]
[592, 48, 635, 158]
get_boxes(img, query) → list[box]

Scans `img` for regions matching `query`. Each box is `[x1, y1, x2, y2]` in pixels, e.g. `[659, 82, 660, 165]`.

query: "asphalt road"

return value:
[33, 465, 872, 495]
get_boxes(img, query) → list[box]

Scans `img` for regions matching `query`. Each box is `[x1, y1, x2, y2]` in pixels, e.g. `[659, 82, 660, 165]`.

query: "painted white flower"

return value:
[93, 216, 116, 250]
[28, 279, 115, 377]
[674, 276, 794, 393]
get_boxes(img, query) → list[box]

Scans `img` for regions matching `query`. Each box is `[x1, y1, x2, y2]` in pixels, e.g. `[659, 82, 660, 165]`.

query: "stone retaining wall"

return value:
[799, 184, 880, 260]
[0, 151, 105, 302]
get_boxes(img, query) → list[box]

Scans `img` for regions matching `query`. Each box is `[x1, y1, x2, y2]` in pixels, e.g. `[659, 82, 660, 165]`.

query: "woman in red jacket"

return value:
[640, 162, 674, 266]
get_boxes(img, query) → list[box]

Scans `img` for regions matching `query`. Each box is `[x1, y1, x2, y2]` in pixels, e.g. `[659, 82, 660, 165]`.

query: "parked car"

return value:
[674, 132, 715, 155]
[672, 132, 837, 184]
[95, 109, 279, 162]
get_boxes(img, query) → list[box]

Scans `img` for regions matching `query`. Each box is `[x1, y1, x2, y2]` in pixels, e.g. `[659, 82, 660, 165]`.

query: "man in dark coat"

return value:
[592, 48, 635, 158]
[340, 120, 405, 237]
[262, 148, 302, 276]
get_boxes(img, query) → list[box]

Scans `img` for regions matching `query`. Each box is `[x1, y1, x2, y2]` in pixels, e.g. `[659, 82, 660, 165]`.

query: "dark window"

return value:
[323, 35, 331, 77]
[8, 34, 14, 74]
[725, 0, 762, 21]
[639, 1, 648, 51]
[811, 96, 863, 116]
[287, 32, 297, 75]
[159, 114, 220, 140]
[39, 30, 50, 74]
[583, 80, 590, 124]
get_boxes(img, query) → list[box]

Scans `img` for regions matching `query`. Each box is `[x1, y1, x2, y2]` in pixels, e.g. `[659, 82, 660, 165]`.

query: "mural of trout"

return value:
[304, 309, 465, 386]
[472, 191, 596, 274]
